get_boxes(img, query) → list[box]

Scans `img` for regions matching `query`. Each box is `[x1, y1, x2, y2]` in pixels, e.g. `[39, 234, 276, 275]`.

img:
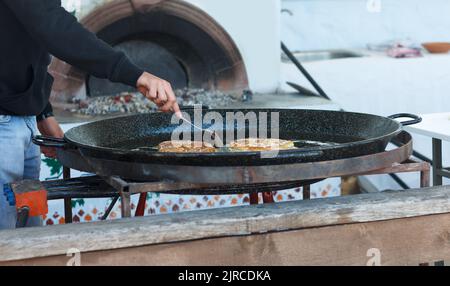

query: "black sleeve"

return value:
[36, 102, 54, 122]
[4, 0, 144, 87]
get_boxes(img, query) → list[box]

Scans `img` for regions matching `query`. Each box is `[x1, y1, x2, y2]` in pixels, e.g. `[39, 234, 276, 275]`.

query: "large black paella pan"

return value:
[33, 109, 420, 183]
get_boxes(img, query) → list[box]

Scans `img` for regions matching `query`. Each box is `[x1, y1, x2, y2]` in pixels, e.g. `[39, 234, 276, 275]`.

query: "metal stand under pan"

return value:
[51, 131, 430, 221]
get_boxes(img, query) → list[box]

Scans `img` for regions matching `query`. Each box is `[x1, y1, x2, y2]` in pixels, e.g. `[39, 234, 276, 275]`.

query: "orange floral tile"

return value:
[85, 214, 92, 222]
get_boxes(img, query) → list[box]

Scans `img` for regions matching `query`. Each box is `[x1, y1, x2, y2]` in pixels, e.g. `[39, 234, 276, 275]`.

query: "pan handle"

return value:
[387, 113, 422, 126]
[32, 135, 67, 148]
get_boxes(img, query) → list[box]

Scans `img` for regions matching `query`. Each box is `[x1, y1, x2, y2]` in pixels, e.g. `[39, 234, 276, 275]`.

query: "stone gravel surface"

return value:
[73, 88, 240, 115]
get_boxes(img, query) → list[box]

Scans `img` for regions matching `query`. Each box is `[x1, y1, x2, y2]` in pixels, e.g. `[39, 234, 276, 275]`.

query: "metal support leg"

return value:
[135, 193, 147, 216]
[262, 192, 274, 203]
[120, 188, 131, 218]
[103, 176, 132, 218]
[63, 167, 73, 224]
[420, 167, 431, 188]
[249, 193, 259, 205]
[249, 192, 274, 205]
[101, 196, 119, 220]
[432, 138, 443, 186]
[303, 185, 311, 200]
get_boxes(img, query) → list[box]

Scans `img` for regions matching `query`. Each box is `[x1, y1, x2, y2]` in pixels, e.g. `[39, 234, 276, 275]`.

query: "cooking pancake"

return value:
[158, 140, 216, 153]
[228, 138, 296, 152]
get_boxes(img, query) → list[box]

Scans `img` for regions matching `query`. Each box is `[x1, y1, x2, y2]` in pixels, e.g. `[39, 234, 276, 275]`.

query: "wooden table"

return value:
[1, 186, 450, 266]
[405, 112, 450, 186]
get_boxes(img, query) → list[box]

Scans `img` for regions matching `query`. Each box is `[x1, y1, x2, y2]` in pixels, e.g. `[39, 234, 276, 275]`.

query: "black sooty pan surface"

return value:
[61, 109, 406, 166]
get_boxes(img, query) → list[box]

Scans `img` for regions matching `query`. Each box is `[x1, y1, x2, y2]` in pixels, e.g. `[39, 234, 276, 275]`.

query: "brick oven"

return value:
[50, 0, 281, 110]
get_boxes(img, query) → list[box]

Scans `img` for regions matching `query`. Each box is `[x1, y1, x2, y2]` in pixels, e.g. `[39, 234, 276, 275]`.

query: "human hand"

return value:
[137, 72, 182, 118]
[37, 117, 64, 158]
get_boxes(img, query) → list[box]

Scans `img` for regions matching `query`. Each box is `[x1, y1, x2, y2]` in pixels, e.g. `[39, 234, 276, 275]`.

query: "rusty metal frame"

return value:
[62, 167, 73, 224]
[432, 138, 450, 186]
[55, 132, 430, 219]
[98, 158, 430, 218]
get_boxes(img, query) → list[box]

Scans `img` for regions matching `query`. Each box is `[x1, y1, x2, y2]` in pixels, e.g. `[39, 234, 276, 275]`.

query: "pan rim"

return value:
[64, 109, 403, 159]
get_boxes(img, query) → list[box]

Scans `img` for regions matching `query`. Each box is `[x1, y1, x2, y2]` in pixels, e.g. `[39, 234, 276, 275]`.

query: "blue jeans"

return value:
[0, 115, 41, 230]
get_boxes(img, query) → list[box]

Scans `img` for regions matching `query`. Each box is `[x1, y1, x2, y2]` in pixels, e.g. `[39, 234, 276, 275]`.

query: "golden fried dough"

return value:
[157, 140, 216, 153]
[228, 138, 296, 151]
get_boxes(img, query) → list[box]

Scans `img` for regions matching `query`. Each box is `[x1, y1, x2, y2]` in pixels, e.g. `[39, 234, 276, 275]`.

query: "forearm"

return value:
[4, 0, 143, 86]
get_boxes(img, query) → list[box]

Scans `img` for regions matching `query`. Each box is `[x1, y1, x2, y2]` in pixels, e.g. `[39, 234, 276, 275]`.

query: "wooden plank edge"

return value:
[1, 185, 450, 262]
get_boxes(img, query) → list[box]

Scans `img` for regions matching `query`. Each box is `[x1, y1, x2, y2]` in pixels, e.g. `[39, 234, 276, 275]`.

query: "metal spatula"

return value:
[178, 115, 217, 141]
[178, 115, 226, 148]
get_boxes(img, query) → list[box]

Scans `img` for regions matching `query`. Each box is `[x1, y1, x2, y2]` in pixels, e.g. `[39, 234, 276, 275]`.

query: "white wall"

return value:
[282, 0, 450, 51]
[189, 0, 281, 92]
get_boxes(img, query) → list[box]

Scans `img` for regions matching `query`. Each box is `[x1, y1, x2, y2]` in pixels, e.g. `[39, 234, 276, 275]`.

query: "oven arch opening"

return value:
[49, 0, 249, 104]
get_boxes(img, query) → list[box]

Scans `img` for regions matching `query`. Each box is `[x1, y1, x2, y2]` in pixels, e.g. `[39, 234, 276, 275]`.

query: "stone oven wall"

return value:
[51, 0, 249, 107]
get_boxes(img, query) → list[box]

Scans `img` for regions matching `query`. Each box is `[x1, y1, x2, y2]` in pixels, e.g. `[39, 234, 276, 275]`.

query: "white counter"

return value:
[281, 51, 450, 115]
[281, 52, 450, 190]
[405, 112, 450, 142]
